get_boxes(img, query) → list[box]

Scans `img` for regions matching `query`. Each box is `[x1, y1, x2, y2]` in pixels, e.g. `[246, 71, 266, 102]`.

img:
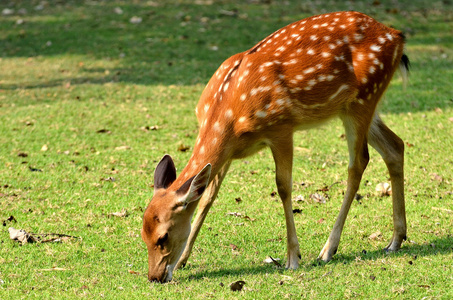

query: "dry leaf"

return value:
[368, 231, 382, 240]
[101, 177, 116, 182]
[376, 182, 391, 196]
[8, 227, 31, 244]
[39, 267, 67, 271]
[263, 256, 282, 267]
[227, 212, 242, 217]
[430, 173, 443, 182]
[96, 129, 111, 134]
[293, 195, 305, 202]
[115, 145, 131, 151]
[128, 270, 140, 275]
[2, 215, 17, 227]
[130, 16, 142, 24]
[310, 193, 326, 204]
[29, 166, 42, 172]
[109, 208, 128, 218]
[178, 144, 190, 152]
[229, 280, 246, 292]
[227, 212, 255, 221]
[41, 144, 48, 151]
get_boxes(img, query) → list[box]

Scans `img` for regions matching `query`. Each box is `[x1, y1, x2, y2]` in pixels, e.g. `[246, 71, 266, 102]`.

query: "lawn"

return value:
[1, 0, 452, 299]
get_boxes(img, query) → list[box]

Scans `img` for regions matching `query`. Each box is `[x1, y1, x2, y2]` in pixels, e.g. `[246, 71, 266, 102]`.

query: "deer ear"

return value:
[176, 164, 211, 207]
[154, 155, 177, 189]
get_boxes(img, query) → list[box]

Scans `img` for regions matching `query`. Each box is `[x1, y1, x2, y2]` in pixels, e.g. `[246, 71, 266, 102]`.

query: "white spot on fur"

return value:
[225, 109, 233, 119]
[238, 116, 246, 123]
[213, 121, 222, 132]
[276, 99, 285, 106]
[223, 82, 229, 92]
[307, 79, 317, 87]
[307, 49, 315, 55]
[329, 84, 349, 100]
[283, 59, 298, 65]
[354, 33, 364, 42]
[370, 44, 381, 52]
[303, 67, 315, 74]
[240, 93, 246, 101]
[256, 111, 267, 118]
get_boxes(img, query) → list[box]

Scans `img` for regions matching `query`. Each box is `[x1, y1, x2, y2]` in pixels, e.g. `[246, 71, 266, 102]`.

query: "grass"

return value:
[1, 0, 452, 299]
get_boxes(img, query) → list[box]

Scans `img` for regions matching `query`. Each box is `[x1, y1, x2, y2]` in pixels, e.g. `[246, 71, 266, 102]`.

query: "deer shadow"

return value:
[184, 235, 453, 281]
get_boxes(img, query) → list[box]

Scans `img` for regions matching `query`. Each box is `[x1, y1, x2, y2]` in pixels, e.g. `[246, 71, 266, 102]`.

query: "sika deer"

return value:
[141, 11, 409, 282]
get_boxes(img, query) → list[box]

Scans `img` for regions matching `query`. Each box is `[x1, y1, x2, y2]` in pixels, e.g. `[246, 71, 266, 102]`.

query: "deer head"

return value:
[141, 155, 211, 282]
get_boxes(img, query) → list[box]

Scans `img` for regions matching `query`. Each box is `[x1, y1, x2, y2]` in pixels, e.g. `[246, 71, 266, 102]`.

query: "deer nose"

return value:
[148, 271, 168, 283]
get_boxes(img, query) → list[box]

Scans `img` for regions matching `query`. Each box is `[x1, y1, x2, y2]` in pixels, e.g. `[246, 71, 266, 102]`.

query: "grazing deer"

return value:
[141, 11, 409, 282]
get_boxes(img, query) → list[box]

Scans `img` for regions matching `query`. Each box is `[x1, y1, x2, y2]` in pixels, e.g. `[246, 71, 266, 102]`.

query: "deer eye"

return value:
[156, 233, 168, 248]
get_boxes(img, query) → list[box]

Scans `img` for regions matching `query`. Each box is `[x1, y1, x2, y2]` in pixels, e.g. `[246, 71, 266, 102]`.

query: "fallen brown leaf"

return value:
[229, 280, 246, 291]
[229, 243, 238, 251]
[310, 193, 327, 204]
[96, 129, 111, 134]
[368, 231, 382, 240]
[430, 173, 443, 182]
[375, 182, 391, 196]
[128, 270, 140, 275]
[115, 145, 131, 151]
[293, 194, 305, 202]
[109, 208, 128, 218]
[178, 144, 190, 152]
[39, 267, 67, 271]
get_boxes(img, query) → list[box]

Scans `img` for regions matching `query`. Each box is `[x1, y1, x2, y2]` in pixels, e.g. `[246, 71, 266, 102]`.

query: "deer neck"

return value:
[172, 122, 233, 190]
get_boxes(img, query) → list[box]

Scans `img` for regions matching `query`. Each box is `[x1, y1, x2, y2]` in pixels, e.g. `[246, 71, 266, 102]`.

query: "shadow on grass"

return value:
[322, 235, 453, 265]
[182, 235, 453, 281]
[1, 1, 452, 111]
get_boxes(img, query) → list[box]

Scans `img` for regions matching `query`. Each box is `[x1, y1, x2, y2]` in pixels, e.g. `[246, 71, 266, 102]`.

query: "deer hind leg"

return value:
[175, 161, 231, 270]
[368, 114, 406, 251]
[318, 113, 370, 262]
[270, 133, 301, 269]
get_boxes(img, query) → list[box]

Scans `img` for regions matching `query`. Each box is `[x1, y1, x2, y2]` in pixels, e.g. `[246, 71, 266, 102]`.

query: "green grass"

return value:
[1, 0, 452, 299]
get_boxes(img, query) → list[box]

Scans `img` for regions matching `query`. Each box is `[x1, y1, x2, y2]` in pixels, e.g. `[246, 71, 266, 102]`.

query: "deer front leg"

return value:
[175, 161, 231, 270]
[270, 134, 301, 269]
[319, 116, 370, 262]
